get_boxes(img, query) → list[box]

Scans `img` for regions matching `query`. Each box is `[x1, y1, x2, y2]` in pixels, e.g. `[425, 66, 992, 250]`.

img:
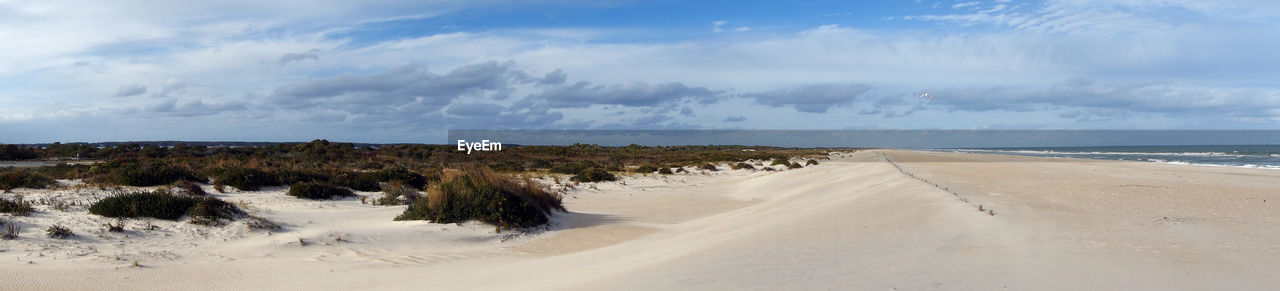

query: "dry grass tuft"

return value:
[398, 167, 563, 229]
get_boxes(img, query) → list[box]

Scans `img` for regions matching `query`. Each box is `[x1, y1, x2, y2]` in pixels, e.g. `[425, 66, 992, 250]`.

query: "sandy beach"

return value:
[4, 149, 1280, 289]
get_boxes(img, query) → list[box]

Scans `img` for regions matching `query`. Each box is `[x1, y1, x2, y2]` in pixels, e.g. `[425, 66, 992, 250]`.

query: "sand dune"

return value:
[4, 150, 1280, 289]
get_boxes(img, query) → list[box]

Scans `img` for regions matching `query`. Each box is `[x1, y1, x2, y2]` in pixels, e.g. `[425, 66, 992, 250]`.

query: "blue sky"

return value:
[1, 0, 1278, 143]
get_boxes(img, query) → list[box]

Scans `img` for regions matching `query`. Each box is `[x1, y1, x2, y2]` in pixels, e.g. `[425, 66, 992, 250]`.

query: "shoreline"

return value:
[919, 147, 1280, 170]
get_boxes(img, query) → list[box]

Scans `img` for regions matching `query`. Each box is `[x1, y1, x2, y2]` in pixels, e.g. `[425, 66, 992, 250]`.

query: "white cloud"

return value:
[952, 1, 981, 9]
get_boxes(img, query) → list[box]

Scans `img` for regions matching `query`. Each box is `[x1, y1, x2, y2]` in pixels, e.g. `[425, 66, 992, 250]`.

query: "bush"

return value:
[206, 166, 279, 191]
[187, 198, 247, 226]
[275, 168, 332, 185]
[771, 158, 789, 166]
[550, 161, 596, 175]
[806, 159, 819, 166]
[287, 182, 355, 200]
[788, 162, 802, 169]
[0, 196, 33, 216]
[658, 167, 673, 175]
[487, 161, 525, 172]
[522, 159, 552, 169]
[46, 224, 72, 239]
[731, 162, 755, 170]
[0, 170, 54, 191]
[376, 180, 419, 206]
[174, 180, 207, 196]
[571, 168, 617, 183]
[332, 172, 379, 191]
[108, 162, 205, 186]
[89, 192, 244, 223]
[633, 165, 658, 173]
[373, 168, 427, 189]
[395, 168, 563, 228]
[699, 163, 718, 171]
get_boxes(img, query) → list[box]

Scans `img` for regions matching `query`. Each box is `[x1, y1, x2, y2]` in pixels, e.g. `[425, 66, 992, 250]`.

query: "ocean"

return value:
[943, 145, 1280, 170]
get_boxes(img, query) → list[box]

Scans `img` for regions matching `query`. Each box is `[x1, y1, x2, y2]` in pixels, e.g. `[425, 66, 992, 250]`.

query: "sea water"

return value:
[944, 145, 1280, 169]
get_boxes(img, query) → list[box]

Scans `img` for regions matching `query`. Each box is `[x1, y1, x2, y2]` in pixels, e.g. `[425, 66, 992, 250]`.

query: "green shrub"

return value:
[633, 165, 658, 173]
[806, 159, 819, 166]
[108, 162, 205, 186]
[487, 161, 525, 172]
[657, 167, 673, 174]
[275, 168, 332, 185]
[373, 168, 427, 189]
[287, 182, 355, 200]
[89, 192, 244, 225]
[332, 172, 379, 191]
[788, 162, 802, 169]
[571, 168, 617, 183]
[771, 158, 789, 166]
[699, 163, 718, 171]
[395, 169, 563, 228]
[206, 166, 279, 191]
[0, 170, 54, 191]
[186, 198, 247, 226]
[550, 161, 596, 175]
[0, 196, 34, 216]
[731, 162, 755, 170]
[93, 192, 198, 219]
[522, 159, 552, 169]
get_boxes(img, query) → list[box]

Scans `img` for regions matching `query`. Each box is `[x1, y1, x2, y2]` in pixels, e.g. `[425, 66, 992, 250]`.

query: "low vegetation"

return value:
[396, 168, 563, 228]
[0, 169, 55, 191]
[206, 166, 276, 191]
[700, 163, 719, 171]
[5, 140, 846, 230]
[571, 168, 617, 183]
[287, 182, 355, 200]
[89, 192, 245, 225]
[731, 162, 755, 170]
[375, 180, 420, 206]
[2, 222, 18, 240]
[46, 224, 72, 239]
[550, 161, 597, 175]
[806, 159, 819, 166]
[106, 161, 206, 187]
[0, 196, 33, 216]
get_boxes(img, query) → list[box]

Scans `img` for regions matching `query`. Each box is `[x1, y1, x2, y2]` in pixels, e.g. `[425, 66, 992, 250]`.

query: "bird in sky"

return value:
[913, 90, 933, 100]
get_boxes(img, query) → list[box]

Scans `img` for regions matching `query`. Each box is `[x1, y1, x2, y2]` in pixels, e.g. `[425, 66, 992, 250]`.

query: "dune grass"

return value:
[396, 168, 563, 228]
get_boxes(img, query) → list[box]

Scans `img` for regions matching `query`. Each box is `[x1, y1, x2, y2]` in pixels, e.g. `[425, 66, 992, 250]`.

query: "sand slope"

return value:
[4, 150, 1280, 289]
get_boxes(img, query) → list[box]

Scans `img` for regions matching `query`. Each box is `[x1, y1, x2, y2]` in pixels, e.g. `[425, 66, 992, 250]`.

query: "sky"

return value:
[1, 0, 1279, 143]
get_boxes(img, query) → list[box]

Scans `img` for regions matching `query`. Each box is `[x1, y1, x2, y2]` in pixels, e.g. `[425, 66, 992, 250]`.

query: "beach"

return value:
[4, 149, 1280, 289]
